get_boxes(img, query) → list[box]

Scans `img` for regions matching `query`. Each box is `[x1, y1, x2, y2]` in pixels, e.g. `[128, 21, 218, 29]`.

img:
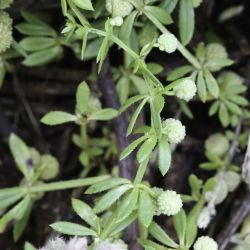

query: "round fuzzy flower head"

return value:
[157, 33, 178, 53]
[173, 78, 197, 102]
[162, 118, 186, 144]
[106, 0, 133, 17]
[205, 133, 229, 157]
[0, 11, 12, 27]
[0, 22, 13, 53]
[110, 16, 123, 26]
[157, 190, 183, 216]
[39, 155, 60, 181]
[0, 0, 13, 9]
[193, 236, 218, 250]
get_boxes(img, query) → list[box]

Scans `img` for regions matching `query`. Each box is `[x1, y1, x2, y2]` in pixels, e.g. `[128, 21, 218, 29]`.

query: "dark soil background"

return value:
[0, 0, 250, 249]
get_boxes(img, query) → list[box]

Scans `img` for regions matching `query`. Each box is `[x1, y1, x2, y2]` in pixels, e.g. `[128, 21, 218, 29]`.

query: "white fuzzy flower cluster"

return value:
[106, 0, 133, 17]
[96, 239, 128, 250]
[0, 11, 13, 53]
[205, 133, 229, 157]
[110, 16, 123, 26]
[193, 236, 218, 250]
[157, 33, 178, 53]
[0, 0, 13, 9]
[157, 190, 183, 216]
[39, 237, 88, 250]
[173, 78, 197, 102]
[162, 118, 186, 144]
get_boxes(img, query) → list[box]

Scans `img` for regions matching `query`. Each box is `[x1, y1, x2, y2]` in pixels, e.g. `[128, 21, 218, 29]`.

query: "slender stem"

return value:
[145, 12, 201, 70]
[28, 175, 109, 193]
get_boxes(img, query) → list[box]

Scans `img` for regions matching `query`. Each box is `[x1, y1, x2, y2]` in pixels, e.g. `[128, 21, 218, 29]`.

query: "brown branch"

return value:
[97, 60, 141, 250]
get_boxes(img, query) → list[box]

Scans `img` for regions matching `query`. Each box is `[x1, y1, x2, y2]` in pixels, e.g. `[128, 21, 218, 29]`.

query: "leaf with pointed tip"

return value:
[76, 82, 90, 114]
[158, 136, 171, 176]
[41, 111, 77, 125]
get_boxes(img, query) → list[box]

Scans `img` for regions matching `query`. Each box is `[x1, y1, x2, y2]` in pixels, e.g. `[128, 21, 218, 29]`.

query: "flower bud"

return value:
[157, 190, 183, 216]
[173, 78, 197, 102]
[39, 155, 60, 181]
[162, 118, 186, 144]
[106, 0, 133, 17]
[205, 133, 229, 157]
[157, 33, 178, 53]
[110, 16, 123, 26]
[193, 236, 218, 250]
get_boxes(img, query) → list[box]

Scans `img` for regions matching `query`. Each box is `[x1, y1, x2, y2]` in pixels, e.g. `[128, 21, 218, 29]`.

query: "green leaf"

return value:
[120, 135, 147, 160]
[167, 65, 194, 81]
[72, 199, 99, 231]
[179, 0, 194, 45]
[130, 75, 149, 94]
[185, 214, 197, 247]
[116, 76, 130, 104]
[76, 81, 90, 114]
[41, 111, 77, 125]
[197, 71, 207, 102]
[147, 63, 164, 75]
[145, 6, 173, 25]
[85, 178, 131, 194]
[0, 193, 22, 210]
[158, 136, 171, 176]
[204, 70, 219, 98]
[19, 37, 56, 52]
[93, 184, 132, 213]
[88, 108, 118, 121]
[116, 190, 139, 222]
[50, 222, 97, 236]
[137, 136, 157, 163]
[219, 103, 230, 127]
[110, 212, 137, 237]
[209, 101, 220, 116]
[61, 0, 67, 16]
[81, 29, 88, 59]
[24, 242, 35, 250]
[127, 97, 148, 135]
[13, 200, 32, 242]
[97, 36, 110, 72]
[0, 196, 31, 233]
[16, 23, 56, 37]
[119, 11, 137, 45]
[120, 94, 146, 113]
[149, 222, 178, 248]
[225, 101, 242, 115]
[22, 47, 62, 66]
[229, 95, 248, 106]
[139, 239, 167, 250]
[150, 95, 164, 138]
[72, 0, 94, 11]
[173, 209, 186, 245]
[9, 134, 32, 178]
[188, 174, 202, 199]
[138, 191, 154, 228]
[178, 99, 194, 119]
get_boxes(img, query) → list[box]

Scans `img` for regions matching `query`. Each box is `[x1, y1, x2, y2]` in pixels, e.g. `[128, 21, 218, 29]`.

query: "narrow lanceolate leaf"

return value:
[88, 108, 118, 121]
[197, 71, 207, 102]
[72, 199, 99, 231]
[120, 135, 147, 160]
[179, 0, 194, 45]
[61, 0, 67, 16]
[219, 103, 230, 127]
[93, 184, 132, 213]
[50, 222, 97, 236]
[137, 137, 157, 163]
[173, 209, 187, 245]
[81, 30, 88, 59]
[117, 190, 139, 222]
[148, 222, 179, 248]
[127, 98, 148, 136]
[145, 6, 173, 25]
[9, 134, 31, 178]
[85, 178, 131, 194]
[19, 37, 56, 52]
[72, 0, 94, 11]
[138, 191, 154, 228]
[119, 94, 146, 113]
[204, 70, 219, 98]
[185, 214, 198, 247]
[22, 47, 61, 66]
[158, 136, 171, 176]
[41, 111, 77, 125]
[150, 95, 164, 138]
[76, 82, 90, 114]
[167, 65, 194, 81]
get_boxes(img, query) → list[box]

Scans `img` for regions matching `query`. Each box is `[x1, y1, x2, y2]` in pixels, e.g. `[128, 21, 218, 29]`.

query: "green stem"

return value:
[145, 12, 201, 70]
[28, 175, 109, 193]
